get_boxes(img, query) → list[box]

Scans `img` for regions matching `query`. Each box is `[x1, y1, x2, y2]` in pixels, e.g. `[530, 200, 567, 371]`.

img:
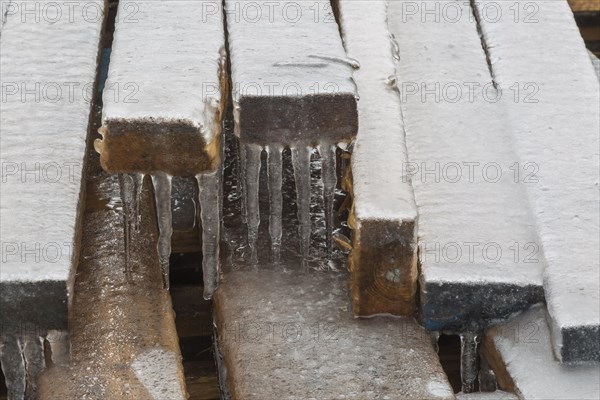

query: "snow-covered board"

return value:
[387, 0, 544, 332]
[225, 0, 358, 268]
[482, 305, 600, 399]
[0, 0, 104, 331]
[213, 269, 455, 400]
[98, 0, 226, 176]
[225, 0, 358, 146]
[336, 0, 418, 316]
[97, 0, 227, 298]
[475, 0, 600, 363]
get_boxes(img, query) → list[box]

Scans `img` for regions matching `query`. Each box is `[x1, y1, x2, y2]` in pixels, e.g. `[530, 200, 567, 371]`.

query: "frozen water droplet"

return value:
[0, 335, 25, 400]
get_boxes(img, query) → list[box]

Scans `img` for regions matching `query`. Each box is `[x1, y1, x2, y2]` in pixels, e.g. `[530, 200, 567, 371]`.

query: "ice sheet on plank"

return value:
[474, 0, 600, 362]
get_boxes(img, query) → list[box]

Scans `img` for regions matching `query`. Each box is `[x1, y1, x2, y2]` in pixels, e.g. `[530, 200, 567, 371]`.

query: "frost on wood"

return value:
[213, 269, 455, 400]
[475, 0, 600, 363]
[482, 305, 600, 399]
[336, 0, 419, 316]
[226, 0, 357, 265]
[97, 0, 227, 295]
[387, 0, 544, 330]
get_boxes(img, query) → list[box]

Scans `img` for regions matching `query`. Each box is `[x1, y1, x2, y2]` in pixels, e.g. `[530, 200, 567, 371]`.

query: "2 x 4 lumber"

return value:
[387, 0, 544, 332]
[475, 0, 600, 363]
[336, 0, 418, 316]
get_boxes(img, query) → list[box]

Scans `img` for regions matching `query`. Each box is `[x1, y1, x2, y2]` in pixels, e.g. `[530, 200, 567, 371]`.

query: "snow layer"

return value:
[336, 0, 417, 222]
[475, 0, 600, 359]
[102, 0, 225, 144]
[486, 305, 600, 399]
[0, 0, 104, 282]
[226, 0, 356, 104]
[387, 0, 543, 287]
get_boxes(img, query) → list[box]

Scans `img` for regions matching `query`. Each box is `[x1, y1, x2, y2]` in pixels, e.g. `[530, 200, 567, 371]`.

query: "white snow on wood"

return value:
[486, 305, 600, 399]
[475, 0, 600, 359]
[226, 0, 356, 109]
[0, 0, 104, 282]
[101, 0, 225, 144]
[336, 0, 417, 222]
[387, 0, 543, 286]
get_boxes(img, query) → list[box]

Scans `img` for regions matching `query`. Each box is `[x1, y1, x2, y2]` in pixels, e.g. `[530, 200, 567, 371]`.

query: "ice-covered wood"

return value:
[475, 0, 600, 363]
[214, 269, 455, 400]
[387, 0, 544, 332]
[482, 305, 600, 399]
[336, 0, 418, 316]
[226, 0, 358, 146]
[97, 0, 226, 175]
[0, 0, 104, 329]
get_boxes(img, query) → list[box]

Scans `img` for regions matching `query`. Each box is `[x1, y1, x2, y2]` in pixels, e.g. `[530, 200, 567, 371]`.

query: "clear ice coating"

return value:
[319, 144, 337, 254]
[151, 172, 173, 288]
[460, 332, 480, 393]
[266, 145, 284, 263]
[196, 171, 221, 299]
[292, 146, 312, 269]
[243, 143, 262, 265]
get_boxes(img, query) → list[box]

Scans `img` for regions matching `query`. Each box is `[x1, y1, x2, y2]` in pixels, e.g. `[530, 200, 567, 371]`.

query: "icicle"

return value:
[23, 334, 45, 399]
[267, 145, 283, 263]
[460, 332, 479, 393]
[238, 139, 247, 224]
[46, 330, 69, 367]
[0, 334, 26, 400]
[430, 331, 441, 354]
[292, 146, 312, 268]
[151, 172, 173, 289]
[478, 353, 497, 392]
[243, 143, 262, 264]
[119, 174, 134, 282]
[319, 144, 337, 254]
[196, 170, 220, 299]
[132, 173, 144, 232]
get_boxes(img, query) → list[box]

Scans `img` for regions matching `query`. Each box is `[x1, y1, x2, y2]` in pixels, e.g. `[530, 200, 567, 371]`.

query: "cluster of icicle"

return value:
[0, 331, 69, 399]
[118, 170, 220, 300]
[237, 142, 338, 268]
